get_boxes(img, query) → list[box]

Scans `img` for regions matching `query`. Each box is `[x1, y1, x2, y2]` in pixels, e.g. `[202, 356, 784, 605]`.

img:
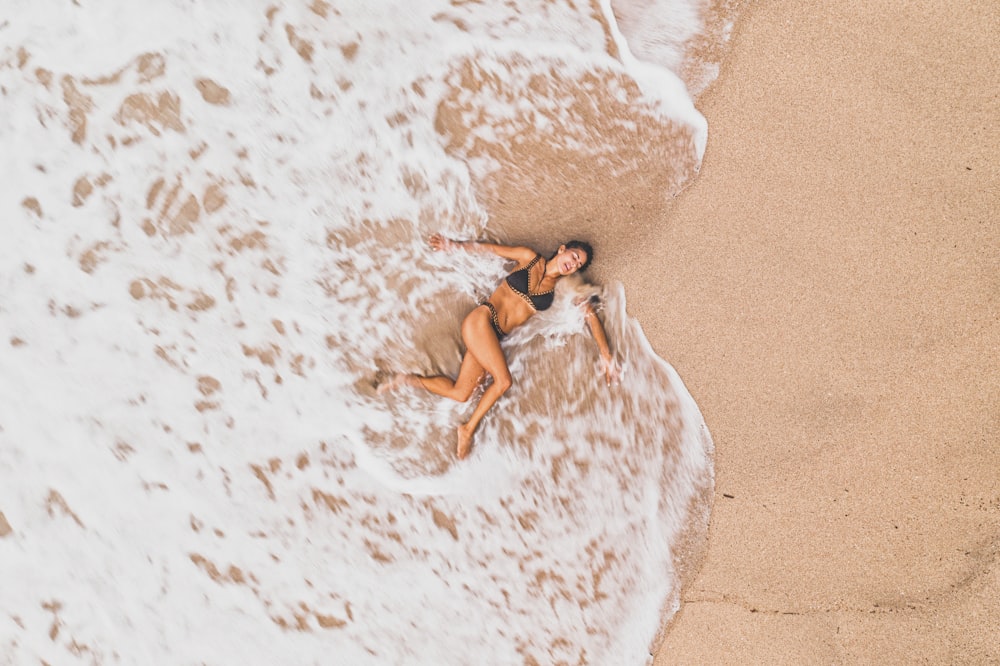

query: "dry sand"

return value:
[629, 1, 999, 663]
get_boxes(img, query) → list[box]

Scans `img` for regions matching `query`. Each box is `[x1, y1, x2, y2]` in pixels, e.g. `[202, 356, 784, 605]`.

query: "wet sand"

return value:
[623, 1, 999, 662]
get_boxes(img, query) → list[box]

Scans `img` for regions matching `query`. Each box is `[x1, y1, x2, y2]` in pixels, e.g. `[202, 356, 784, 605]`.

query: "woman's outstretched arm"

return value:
[582, 300, 619, 386]
[429, 233, 535, 265]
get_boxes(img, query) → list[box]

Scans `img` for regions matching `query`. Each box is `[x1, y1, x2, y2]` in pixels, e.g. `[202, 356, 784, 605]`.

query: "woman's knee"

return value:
[493, 372, 512, 393]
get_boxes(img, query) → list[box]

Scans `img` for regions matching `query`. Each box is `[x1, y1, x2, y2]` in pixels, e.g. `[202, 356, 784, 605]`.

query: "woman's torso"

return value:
[486, 255, 555, 334]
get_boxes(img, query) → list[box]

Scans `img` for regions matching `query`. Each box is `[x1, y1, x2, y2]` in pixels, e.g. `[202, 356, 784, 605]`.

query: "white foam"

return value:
[0, 0, 730, 663]
[601, 0, 709, 155]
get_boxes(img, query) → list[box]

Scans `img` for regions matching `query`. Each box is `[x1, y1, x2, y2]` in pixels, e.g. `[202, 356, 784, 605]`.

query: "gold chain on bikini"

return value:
[512, 256, 553, 310]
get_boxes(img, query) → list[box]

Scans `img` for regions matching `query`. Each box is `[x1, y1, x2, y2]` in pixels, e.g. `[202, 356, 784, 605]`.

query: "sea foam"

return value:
[1, 0, 738, 663]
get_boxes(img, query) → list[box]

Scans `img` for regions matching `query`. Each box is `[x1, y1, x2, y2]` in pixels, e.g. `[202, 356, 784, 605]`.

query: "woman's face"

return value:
[554, 245, 588, 275]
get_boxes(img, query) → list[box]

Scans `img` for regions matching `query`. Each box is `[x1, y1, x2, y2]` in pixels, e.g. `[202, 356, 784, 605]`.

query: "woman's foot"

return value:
[456, 423, 475, 459]
[376, 373, 420, 395]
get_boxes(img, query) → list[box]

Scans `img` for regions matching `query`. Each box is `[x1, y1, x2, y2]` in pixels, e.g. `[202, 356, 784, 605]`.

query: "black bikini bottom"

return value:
[482, 302, 506, 340]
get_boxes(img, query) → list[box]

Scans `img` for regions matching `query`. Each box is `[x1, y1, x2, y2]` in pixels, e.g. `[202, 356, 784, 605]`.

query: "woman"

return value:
[380, 233, 618, 459]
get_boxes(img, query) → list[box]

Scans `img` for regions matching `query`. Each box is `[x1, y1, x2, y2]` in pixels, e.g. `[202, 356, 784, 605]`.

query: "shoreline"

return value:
[629, 1, 1000, 662]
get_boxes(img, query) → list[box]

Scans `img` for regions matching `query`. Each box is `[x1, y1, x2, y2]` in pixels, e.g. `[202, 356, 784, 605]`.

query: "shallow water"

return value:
[1, 1, 739, 663]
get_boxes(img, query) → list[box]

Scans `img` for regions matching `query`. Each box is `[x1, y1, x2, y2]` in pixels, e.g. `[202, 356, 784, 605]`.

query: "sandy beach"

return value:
[626, 1, 999, 662]
[3, 1, 993, 662]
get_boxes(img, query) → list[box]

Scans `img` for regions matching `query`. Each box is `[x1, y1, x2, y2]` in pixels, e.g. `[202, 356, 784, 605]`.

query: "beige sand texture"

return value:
[627, 1, 999, 663]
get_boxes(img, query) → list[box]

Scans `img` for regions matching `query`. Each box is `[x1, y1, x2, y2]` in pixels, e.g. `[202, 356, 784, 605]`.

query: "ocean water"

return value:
[0, 1, 740, 663]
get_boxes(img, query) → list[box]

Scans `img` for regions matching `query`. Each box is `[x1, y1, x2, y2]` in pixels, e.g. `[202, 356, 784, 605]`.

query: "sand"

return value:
[617, 1, 999, 663]
[5, 1, 993, 661]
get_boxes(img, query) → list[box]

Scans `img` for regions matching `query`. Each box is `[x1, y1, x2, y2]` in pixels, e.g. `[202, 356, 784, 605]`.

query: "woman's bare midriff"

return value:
[486, 281, 535, 334]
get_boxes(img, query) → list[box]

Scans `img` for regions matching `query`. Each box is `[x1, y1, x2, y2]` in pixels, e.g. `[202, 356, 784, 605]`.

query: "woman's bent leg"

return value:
[415, 351, 485, 402]
[456, 307, 512, 458]
[377, 318, 487, 401]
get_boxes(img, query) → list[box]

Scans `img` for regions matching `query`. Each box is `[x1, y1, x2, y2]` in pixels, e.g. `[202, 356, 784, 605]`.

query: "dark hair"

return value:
[562, 240, 594, 272]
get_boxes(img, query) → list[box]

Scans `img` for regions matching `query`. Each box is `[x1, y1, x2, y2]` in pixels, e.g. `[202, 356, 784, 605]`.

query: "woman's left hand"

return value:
[602, 356, 620, 387]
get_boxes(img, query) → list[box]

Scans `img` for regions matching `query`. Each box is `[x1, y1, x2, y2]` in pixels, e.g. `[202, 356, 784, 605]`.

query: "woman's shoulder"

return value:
[508, 245, 541, 266]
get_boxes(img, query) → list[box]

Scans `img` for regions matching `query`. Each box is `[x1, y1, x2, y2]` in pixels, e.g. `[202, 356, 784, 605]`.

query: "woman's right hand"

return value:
[428, 233, 454, 252]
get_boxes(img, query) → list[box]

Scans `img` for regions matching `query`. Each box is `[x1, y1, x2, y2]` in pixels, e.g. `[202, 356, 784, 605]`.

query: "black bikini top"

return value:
[505, 254, 554, 311]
